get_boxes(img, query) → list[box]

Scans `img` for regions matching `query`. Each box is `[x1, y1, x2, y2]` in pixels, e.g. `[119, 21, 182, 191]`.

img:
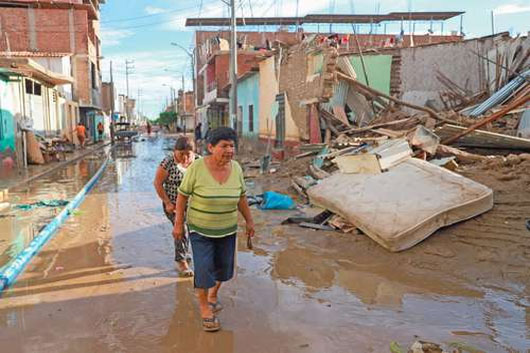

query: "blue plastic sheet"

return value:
[259, 191, 296, 210]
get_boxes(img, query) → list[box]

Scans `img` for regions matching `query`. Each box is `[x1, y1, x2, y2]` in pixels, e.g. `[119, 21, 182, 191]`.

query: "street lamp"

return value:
[171, 42, 197, 129]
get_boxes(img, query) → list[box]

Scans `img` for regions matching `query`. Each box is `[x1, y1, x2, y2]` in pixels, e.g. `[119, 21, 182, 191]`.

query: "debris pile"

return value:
[283, 42, 530, 251]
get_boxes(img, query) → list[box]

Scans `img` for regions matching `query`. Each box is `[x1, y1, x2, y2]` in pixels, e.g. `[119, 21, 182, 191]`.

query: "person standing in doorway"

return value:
[97, 121, 104, 141]
[154, 136, 198, 277]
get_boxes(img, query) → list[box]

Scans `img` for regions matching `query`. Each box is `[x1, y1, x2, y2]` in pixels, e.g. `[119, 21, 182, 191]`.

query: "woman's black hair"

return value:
[174, 135, 193, 151]
[207, 127, 237, 146]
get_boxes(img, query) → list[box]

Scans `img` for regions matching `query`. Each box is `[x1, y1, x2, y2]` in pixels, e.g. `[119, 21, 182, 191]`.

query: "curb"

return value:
[5, 142, 112, 192]
[0, 151, 111, 292]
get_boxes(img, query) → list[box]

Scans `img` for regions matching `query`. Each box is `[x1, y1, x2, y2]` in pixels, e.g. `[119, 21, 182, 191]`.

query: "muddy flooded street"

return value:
[0, 137, 528, 353]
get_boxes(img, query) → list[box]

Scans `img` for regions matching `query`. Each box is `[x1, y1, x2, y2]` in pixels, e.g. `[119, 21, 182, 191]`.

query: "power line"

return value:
[101, 0, 219, 24]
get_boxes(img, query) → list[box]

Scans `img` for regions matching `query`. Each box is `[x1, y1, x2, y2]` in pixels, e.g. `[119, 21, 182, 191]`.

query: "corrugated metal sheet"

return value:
[321, 80, 349, 112]
[469, 69, 530, 117]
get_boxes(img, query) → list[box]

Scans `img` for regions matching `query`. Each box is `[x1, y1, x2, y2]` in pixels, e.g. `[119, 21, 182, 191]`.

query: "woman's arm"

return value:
[238, 195, 255, 237]
[172, 193, 189, 240]
[153, 166, 173, 211]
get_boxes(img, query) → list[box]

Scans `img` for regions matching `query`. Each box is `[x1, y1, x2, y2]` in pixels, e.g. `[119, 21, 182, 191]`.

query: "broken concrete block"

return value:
[408, 125, 440, 154]
[307, 158, 493, 252]
[335, 154, 381, 174]
[366, 138, 412, 170]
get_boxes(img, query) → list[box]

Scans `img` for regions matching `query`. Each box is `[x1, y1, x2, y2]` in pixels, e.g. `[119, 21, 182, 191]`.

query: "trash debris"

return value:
[409, 340, 444, 353]
[14, 199, 69, 211]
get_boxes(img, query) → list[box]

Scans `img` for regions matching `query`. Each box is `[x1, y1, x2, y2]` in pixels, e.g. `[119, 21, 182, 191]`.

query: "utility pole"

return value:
[125, 59, 134, 122]
[125, 59, 134, 98]
[229, 0, 238, 133]
[491, 10, 495, 35]
[138, 88, 142, 121]
[110, 60, 115, 143]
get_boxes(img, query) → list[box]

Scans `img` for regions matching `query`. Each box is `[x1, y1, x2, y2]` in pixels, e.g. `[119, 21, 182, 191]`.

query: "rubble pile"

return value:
[284, 44, 530, 251]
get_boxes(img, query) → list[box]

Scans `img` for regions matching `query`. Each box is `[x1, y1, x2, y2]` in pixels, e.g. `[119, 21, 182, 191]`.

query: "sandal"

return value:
[202, 316, 221, 332]
[208, 301, 223, 313]
[178, 269, 194, 278]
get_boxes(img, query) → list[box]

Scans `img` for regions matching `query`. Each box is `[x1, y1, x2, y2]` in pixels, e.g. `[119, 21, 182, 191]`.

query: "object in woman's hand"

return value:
[247, 236, 253, 250]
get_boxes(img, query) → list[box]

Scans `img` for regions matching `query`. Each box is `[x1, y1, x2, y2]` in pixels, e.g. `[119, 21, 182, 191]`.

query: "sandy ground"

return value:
[0, 137, 528, 353]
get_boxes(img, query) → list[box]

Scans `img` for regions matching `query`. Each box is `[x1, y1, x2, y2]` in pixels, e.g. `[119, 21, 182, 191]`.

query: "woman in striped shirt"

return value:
[173, 127, 255, 332]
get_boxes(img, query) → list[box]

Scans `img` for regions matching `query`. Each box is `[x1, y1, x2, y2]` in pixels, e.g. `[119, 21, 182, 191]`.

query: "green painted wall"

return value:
[349, 55, 393, 95]
[0, 77, 16, 153]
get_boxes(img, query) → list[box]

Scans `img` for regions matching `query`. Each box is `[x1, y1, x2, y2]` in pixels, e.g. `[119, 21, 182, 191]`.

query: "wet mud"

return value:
[0, 137, 528, 353]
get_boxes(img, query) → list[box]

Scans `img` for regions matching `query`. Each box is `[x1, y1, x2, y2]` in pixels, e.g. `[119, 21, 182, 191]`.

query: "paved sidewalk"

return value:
[0, 141, 111, 191]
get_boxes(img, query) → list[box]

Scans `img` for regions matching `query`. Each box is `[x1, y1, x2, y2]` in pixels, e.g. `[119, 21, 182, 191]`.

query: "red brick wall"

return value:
[0, 7, 89, 54]
[213, 52, 262, 95]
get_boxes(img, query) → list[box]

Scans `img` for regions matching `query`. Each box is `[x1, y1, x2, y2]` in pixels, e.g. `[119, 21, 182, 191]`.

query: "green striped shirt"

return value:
[178, 158, 246, 237]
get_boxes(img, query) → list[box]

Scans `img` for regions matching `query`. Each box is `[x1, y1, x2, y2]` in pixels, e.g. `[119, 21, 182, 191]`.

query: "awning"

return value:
[0, 57, 74, 86]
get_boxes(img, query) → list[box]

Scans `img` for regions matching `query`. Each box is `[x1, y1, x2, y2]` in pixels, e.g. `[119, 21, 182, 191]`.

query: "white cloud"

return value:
[101, 50, 193, 118]
[494, 3, 530, 15]
[145, 6, 166, 15]
[100, 28, 135, 47]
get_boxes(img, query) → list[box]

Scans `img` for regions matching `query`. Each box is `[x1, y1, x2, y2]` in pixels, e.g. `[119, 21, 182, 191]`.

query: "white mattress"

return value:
[307, 158, 494, 252]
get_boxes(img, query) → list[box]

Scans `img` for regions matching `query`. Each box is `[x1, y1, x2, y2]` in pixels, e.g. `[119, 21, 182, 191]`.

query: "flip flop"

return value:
[208, 301, 223, 313]
[202, 316, 221, 332]
[178, 269, 194, 278]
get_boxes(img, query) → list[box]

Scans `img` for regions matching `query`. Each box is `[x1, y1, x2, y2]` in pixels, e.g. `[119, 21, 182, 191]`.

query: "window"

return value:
[25, 79, 33, 94]
[306, 52, 324, 82]
[248, 104, 254, 132]
[25, 79, 41, 96]
[34, 83, 42, 96]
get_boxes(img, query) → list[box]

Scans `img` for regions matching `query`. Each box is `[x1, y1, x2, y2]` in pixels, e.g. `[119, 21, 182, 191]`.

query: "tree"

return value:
[155, 111, 178, 126]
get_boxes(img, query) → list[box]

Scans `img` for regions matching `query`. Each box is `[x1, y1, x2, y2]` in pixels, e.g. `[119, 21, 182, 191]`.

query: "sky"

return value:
[99, 0, 530, 119]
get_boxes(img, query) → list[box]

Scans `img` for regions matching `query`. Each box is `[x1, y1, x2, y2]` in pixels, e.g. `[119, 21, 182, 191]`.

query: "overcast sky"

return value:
[100, 0, 530, 119]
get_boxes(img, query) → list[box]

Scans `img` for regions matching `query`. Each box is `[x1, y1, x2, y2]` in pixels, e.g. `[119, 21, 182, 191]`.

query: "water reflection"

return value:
[0, 154, 104, 270]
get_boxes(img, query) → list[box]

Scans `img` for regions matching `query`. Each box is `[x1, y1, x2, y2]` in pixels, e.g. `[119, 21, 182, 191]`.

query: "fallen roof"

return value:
[0, 57, 74, 85]
[186, 12, 464, 27]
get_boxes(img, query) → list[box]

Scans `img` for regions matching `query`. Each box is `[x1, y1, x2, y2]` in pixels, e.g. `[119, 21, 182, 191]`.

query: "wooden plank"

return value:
[436, 124, 530, 150]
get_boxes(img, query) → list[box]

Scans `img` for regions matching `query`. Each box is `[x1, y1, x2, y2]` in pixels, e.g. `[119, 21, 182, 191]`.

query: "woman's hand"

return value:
[164, 201, 175, 214]
[246, 221, 255, 238]
[172, 222, 184, 240]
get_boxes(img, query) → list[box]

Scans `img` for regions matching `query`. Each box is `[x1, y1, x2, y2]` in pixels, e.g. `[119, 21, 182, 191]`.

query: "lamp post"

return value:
[171, 42, 197, 131]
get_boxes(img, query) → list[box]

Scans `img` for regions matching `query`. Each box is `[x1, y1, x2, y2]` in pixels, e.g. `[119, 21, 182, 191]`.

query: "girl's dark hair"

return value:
[174, 136, 193, 151]
[208, 127, 237, 146]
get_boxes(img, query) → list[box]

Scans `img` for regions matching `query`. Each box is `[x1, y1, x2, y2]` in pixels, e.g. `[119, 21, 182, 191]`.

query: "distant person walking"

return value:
[194, 122, 202, 152]
[146, 121, 152, 136]
[154, 136, 198, 277]
[75, 123, 87, 148]
[173, 127, 255, 332]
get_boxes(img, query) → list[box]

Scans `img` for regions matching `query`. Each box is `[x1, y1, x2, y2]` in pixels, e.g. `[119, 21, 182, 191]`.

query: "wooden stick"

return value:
[337, 72, 453, 124]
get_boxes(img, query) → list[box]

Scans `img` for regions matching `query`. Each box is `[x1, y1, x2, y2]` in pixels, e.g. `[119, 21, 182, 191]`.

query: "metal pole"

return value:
[110, 61, 115, 143]
[491, 10, 495, 35]
[230, 0, 238, 131]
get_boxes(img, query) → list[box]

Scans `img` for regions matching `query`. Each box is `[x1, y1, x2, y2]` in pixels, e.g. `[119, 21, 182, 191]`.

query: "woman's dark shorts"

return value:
[189, 232, 236, 289]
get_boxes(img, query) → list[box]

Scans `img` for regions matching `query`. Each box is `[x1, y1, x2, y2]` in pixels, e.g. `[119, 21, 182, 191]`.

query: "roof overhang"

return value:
[0, 57, 74, 85]
[186, 12, 464, 27]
